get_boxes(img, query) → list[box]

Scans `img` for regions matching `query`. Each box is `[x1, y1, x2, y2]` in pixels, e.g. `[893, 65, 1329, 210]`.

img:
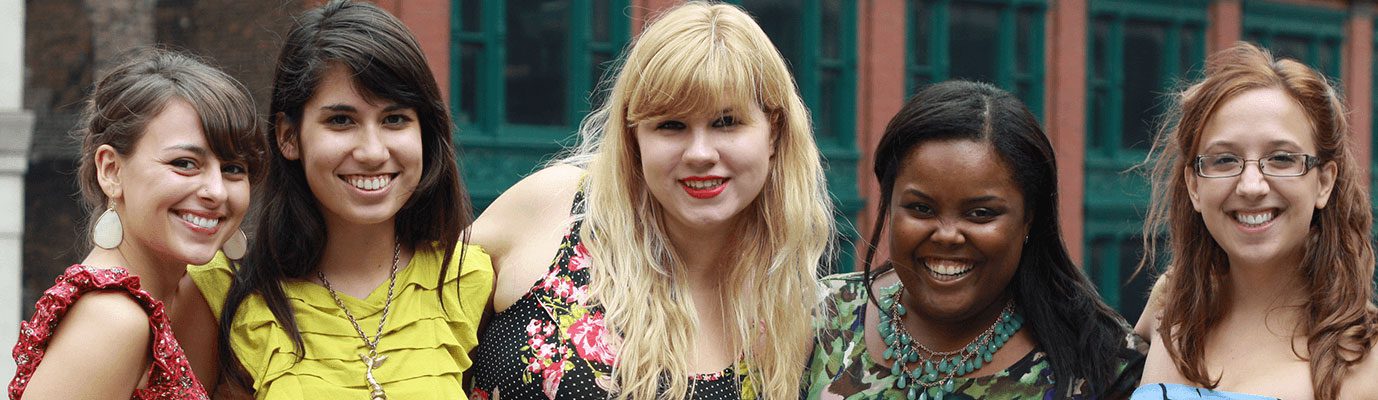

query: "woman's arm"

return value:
[21, 292, 153, 400]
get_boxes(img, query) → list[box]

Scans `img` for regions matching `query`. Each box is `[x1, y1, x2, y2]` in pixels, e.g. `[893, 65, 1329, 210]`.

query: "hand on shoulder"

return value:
[21, 291, 153, 399]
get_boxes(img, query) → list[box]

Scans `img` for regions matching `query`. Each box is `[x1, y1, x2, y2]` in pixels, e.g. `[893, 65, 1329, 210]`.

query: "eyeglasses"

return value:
[1193, 153, 1319, 178]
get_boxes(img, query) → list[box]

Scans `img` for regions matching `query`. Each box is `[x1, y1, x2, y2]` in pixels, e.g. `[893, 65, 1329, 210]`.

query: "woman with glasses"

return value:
[1133, 42, 1378, 399]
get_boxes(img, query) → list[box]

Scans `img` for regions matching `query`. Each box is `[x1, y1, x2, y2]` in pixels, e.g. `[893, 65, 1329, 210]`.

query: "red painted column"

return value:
[1208, 0, 1243, 53]
[1045, 0, 1087, 264]
[383, 0, 452, 102]
[854, 0, 907, 268]
[1343, 5, 1373, 189]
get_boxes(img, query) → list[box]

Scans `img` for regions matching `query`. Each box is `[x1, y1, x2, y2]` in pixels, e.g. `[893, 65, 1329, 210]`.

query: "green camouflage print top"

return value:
[802, 272, 1144, 400]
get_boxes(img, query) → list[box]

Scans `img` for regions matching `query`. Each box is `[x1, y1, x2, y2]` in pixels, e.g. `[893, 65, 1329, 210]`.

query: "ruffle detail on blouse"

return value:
[190, 244, 493, 399]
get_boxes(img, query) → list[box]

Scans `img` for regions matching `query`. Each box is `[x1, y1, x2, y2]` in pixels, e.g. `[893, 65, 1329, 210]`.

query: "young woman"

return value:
[189, 1, 491, 398]
[470, 2, 834, 399]
[1133, 43, 1378, 399]
[10, 48, 264, 399]
[803, 80, 1144, 399]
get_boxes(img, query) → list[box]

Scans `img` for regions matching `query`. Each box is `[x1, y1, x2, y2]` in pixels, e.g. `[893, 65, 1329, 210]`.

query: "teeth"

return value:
[348, 175, 391, 191]
[925, 259, 973, 276]
[1235, 211, 1274, 226]
[180, 213, 220, 229]
[683, 179, 724, 190]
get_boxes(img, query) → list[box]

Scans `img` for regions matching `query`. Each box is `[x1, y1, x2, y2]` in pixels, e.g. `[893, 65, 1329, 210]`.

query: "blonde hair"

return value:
[558, 2, 835, 399]
[1140, 42, 1378, 400]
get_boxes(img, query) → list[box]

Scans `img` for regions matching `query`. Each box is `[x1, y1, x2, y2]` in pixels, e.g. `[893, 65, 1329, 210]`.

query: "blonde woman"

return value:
[470, 2, 834, 399]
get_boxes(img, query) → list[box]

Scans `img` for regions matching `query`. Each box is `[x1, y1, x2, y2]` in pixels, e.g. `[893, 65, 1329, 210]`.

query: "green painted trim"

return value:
[1242, 0, 1346, 38]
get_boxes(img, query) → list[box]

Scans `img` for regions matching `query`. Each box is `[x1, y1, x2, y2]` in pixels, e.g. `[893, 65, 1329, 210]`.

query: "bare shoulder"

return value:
[471, 164, 584, 268]
[22, 291, 152, 399]
[1135, 270, 1172, 339]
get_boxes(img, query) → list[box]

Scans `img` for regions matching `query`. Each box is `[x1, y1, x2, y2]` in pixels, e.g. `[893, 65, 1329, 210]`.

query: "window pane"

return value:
[1118, 236, 1153, 325]
[593, 0, 610, 42]
[822, 0, 842, 59]
[460, 0, 481, 32]
[1092, 18, 1110, 82]
[505, 1, 569, 126]
[911, 0, 930, 69]
[1015, 9, 1036, 74]
[948, 2, 1001, 85]
[740, 0, 800, 68]
[458, 43, 481, 126]
[588, 52, 614, 114]
[1121, 20, 1166, 150]
[818, 68, 839, 141]
[1316, 40, 1338, 79]
[1265, 34, 1310, 66]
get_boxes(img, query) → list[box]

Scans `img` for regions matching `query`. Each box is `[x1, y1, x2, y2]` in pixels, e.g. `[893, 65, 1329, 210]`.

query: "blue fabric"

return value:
[1130, 383, 1281, 400]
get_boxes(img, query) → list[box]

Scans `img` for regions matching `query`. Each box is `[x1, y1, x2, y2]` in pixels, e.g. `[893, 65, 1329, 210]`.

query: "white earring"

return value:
[92, 203, 123, 249]
[223, 229, 247, 260]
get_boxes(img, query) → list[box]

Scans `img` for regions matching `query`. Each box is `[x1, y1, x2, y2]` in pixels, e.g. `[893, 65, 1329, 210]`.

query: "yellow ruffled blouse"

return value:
[190, 244, 494, 399]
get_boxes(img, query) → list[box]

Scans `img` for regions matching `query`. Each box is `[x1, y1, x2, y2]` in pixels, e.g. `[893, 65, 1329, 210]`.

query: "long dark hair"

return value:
[217, 0, 473, 390]
[861, 80, 1135, 398]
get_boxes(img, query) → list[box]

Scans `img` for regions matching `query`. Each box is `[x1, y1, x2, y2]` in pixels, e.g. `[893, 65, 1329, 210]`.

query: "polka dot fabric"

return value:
[9, 265, 209, 400]
[472, 191, 751, 400]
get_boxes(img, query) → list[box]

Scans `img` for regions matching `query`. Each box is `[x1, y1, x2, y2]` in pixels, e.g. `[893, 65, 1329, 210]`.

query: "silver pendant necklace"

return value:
[318, 240, 401, 400]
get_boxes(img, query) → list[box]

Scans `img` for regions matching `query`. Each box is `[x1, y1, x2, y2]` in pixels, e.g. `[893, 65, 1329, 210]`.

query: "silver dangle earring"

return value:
[92, 202, 123, 249]
[223, 229, 248, 260]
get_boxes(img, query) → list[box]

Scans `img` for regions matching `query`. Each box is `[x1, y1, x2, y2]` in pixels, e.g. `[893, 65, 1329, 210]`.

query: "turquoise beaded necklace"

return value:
[876, 282, 1024, 400]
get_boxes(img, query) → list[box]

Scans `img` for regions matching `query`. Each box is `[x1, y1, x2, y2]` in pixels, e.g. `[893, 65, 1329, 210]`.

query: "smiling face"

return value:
[888, 139, 1028, 324]
[1186, 87, 1337, 271]
[634, 102, 774, 237]
[105, 99, 252, 266]
[279, 64, 424, 229]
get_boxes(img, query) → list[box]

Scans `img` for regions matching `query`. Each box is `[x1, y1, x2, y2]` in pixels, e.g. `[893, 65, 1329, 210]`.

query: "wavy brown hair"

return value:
[1140, 42, 1378, 399]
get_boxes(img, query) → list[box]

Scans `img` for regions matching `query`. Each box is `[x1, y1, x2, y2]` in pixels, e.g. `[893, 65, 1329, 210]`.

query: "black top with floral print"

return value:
[472, 190, 752, 400]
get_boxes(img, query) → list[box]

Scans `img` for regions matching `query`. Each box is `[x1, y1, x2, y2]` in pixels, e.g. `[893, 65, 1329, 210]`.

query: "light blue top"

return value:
[1131, 383, 1281, 400]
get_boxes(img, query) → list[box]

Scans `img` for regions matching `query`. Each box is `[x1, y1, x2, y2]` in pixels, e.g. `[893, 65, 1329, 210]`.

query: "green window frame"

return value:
[452, 0, 630, 210]
[907, 0, 1046, 117]
[1243, 0, 1344, 80]
[1084, 0, 1207, 320]
[729, 0, 862, 270]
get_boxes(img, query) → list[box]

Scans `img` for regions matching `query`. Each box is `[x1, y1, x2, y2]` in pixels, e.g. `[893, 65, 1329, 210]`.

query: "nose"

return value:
[1234, 161, 1271, 199]
[930, 218, 966, 246]
[353, 125, 390, 165]
[199, 167, 228, 205]
[681, 128, 720, 168]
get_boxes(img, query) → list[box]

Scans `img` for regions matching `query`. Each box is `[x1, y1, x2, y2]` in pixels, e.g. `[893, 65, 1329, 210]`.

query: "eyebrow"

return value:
[1200, 139, 1303, 152]
[320, 103, 411, 113]
[902, 188, 1003, 206]
[163, 144, 209, 157]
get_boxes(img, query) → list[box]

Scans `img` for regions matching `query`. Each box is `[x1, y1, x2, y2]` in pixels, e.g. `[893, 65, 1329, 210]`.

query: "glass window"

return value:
[908, 0, 1046, 116]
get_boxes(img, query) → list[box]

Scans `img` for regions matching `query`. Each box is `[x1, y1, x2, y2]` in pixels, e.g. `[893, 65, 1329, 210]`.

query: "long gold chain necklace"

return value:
[318, 241, 401, 400]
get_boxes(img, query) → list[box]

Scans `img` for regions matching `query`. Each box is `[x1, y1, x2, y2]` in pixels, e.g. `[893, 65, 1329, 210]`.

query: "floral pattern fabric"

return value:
[9, 265, 209, 400]
[473, 190, 752, 400]
[802, 272, 1143, 400]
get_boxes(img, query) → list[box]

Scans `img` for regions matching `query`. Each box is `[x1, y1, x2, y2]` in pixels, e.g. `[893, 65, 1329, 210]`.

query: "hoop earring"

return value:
[223, 229, 247, 260]
[92, 203, 123, 249]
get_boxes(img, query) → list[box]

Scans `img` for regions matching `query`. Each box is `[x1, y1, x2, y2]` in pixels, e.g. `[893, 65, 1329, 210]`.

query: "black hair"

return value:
[216, 0, 472, 390]
[861, 80, 1139, 398]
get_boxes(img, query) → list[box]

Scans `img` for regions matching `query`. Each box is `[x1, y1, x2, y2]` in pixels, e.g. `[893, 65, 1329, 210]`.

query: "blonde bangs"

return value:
[623, 6, 787, 126]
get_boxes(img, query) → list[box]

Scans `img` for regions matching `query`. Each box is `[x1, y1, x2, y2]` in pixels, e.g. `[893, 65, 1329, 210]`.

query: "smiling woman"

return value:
[469, 2, 835, 399]
[1133, 42, 1378, 400]
[9, 48, 264, 399]
[187, 1, 492, 399]
[803, 80, 1144, 400]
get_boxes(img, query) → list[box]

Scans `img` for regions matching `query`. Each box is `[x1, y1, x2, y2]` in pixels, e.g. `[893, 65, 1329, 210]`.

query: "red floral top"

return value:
[472, 191, 752, 400]
[9, 265, 208, 400]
